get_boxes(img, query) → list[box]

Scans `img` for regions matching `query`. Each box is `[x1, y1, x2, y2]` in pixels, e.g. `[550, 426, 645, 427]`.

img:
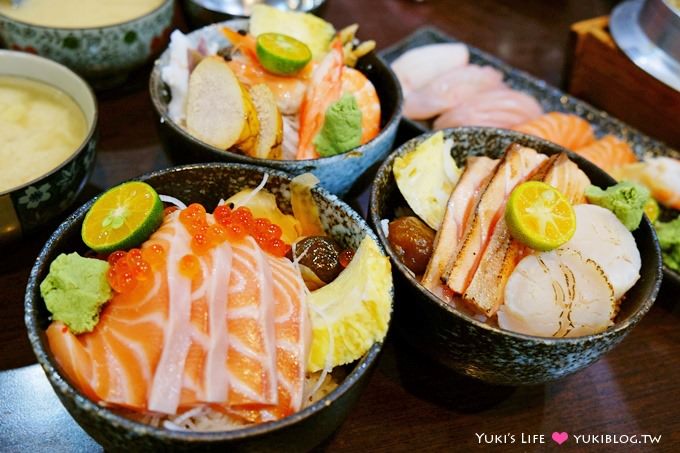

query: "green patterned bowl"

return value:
[0, 0, 174, 89]
[0, 50, 98, 244]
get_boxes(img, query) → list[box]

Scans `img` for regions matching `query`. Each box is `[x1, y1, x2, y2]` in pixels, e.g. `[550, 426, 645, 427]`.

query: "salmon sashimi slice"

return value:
[513, 112, 596, 151]
[256, 255, 311, 421]
[444, 144, 548, 294]
[463, 153, 591, 316]
[543, 153, 591, 204]
[572, 135, 637, 174]
[47, 211, 309, 418]
[421, 156, 499, 299]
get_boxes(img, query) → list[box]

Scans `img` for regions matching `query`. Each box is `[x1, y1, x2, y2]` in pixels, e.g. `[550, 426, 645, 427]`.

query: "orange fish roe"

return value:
[163, 206, 179, 217]
[107, 248, 152, 293]
[179, 254, 200, 279]
[141, 244, 166, 270]
[339, 249, 354, 268]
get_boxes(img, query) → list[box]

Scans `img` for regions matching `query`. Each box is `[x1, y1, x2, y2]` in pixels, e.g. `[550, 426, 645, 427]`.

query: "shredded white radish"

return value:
[233, 174, 269, 209]
[380, 219, 390, 237]
[304, 302, 335, 402]
[159, 194, 187, 210]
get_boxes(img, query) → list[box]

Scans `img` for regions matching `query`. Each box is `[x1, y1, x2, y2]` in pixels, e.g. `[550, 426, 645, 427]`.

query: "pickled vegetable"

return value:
[388, 216, 435, 274]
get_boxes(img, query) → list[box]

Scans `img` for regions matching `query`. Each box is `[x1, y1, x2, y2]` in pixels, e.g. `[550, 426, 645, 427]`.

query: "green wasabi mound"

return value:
[656, 217, 680, 272]
[314, 94, 362, 157]
[585, 181, 650, 231]
[40, 253, 111, 335]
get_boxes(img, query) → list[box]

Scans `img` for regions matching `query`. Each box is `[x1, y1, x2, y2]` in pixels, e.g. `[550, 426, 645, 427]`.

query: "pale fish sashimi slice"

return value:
[498, 248, 616, 337]
[433, 88, 543, 130]
[257, 254, 310, 421]
[562, 204, 641, 300]
[444, 144, 548, 294]
[421, 155, 499, 298]
[390, 43, 469, 95]
[403, 65, 505, 120]
[226, 236, 278, 410]
[462, 154, 559, 315]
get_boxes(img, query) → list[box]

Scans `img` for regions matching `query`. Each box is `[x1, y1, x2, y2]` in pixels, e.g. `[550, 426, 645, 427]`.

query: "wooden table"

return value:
[2, 0, 679, 451]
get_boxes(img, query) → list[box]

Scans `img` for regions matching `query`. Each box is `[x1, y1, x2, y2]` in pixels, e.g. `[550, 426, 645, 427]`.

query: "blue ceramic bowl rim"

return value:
[0, 50, 98, 197]
[25, 162, 390, 442]
[0, 0, 172, 31]
[369, 126, 663, 345]
[148, 19, 404, 166]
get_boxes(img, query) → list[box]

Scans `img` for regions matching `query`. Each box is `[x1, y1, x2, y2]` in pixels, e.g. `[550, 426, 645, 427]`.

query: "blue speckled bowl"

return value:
[0, 0, 174, 89]
[149, 20, 402, 198]
[370, 128, 662, 386]
[25, 163, 391, 451]
[0, 50, 98, 244]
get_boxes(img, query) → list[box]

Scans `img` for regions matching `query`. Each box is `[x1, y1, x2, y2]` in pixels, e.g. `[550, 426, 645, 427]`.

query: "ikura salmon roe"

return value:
[213, 205, 232, 225]
[179, 254, 200, 279]
[163, 206, 179, 217]
[339, 249, 354, 268]
[142, 244, 165, 270]
[107, 248, 153, 293]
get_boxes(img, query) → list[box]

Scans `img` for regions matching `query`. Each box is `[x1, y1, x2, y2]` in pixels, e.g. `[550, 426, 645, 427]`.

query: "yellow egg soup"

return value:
[0, 76, 88, 193]
[0, 0, 164, 28]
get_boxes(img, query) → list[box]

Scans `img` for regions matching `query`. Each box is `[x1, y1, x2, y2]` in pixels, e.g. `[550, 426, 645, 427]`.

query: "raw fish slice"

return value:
[513, 112, 595, 151]
[562, 204, 641, 300]
[444, 144, 547, 294]
[433, 88, 543, 129]
[543, 153, 591, 204]
[613, 157, 680, 210]
[226, 236, 278, 411]
[572, 135, 637, 174]
[422, 156, 499, 297]
[391, 43, 469, 95]
[403, 65, 505, 120]
[463, 155, 560, 315]
[256, 255, 310, 421]
[498, 248, 615, 337]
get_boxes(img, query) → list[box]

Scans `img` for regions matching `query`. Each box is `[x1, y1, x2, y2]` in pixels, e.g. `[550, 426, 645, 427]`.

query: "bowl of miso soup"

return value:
[0, 50, 97, 243]
[0, 0, 174, 89]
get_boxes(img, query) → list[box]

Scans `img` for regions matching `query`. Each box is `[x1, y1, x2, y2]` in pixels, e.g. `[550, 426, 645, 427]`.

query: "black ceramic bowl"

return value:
[0, 50, 98, 244]
[149, 20, 402, 198]
[370, 127, 663, 386]
[25, 163, 391, 451]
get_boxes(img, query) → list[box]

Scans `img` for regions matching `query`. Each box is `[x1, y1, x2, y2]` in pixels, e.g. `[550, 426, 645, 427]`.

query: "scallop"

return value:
[499, 248, 615, 337]
[563, 204, 641, 300]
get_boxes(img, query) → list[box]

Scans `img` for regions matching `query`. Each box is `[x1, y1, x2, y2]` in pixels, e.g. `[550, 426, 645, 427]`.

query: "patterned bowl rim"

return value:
[369, 127, 663, 345]
[0, 50, 98, 197]
[148, 19, 404, 166]
[25, 161, 391, 442]
[0, 0, 173, 31]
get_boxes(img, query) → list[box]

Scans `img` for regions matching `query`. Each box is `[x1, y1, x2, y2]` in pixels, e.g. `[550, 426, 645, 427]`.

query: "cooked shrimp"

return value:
[342, 67, 380, 145]
[296, 38, 344, 160]
[222, 27, 311, 115]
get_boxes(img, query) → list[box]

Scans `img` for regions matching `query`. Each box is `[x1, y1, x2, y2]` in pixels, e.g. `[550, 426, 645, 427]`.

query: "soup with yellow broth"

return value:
[0, 76, 88, 193]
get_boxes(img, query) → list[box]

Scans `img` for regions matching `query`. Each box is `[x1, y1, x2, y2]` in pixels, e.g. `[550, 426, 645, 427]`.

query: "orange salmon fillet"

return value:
[513, 112, 596, 151]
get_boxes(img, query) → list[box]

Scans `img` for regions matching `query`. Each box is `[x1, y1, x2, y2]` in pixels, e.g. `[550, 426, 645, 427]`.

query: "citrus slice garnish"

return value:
[256, 32, 312, 76]
[505, 181, 576, 251]
[82, 181, 163, 253]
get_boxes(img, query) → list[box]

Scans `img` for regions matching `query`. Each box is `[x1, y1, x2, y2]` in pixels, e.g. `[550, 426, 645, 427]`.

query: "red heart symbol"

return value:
[552, 432, 569, 445]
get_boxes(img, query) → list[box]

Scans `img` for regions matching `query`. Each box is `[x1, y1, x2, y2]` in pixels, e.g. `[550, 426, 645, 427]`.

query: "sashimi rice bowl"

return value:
[149, 5, 401, 196]
[25, 164, 392, 450]
[370, 128, 662, 385]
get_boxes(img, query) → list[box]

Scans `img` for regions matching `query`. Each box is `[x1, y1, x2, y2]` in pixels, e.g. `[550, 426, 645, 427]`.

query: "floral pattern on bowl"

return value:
[0, 0, 174, 89]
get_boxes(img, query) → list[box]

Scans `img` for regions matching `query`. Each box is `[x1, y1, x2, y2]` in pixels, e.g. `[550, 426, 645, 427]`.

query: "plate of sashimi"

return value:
[381, 130, 659, 337]
[381, 26, 680, 283]
[27, 165, 392, 437]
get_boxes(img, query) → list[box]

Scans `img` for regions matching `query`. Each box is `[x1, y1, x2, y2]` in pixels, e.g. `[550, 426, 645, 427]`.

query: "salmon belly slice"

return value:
[46, 212, 310, 419]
